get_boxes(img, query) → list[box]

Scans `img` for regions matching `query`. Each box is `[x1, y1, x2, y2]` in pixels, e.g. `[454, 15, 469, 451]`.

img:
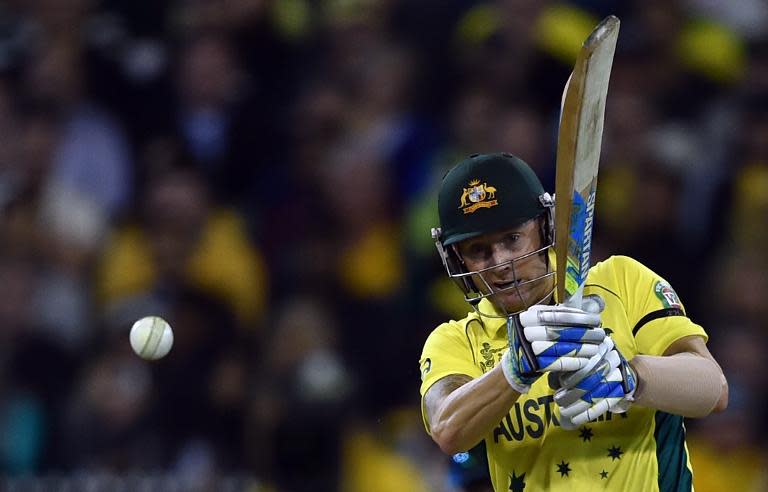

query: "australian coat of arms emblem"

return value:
[459, 179, 498, 214]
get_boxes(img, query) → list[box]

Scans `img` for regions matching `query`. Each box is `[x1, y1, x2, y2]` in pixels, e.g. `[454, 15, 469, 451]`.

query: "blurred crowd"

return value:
[0, 0, 766, 491]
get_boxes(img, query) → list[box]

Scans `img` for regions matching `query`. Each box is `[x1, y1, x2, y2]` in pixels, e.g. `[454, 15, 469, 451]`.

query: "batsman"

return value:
[419, 17, 728, 492]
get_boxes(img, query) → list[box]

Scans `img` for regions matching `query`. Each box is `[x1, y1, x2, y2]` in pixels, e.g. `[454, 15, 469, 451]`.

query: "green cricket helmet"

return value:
[431, 153, 555, 316]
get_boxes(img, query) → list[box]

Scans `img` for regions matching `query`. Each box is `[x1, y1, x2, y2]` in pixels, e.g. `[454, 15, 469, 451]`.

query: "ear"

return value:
[448, 244, 480, 297]
[432, 228, 480, 298]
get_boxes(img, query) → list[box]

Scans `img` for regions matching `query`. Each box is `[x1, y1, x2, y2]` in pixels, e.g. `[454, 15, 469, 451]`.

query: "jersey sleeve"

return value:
[419, 321, 483, 433]
[419, 322, 482, 396]
[613, 256, 708, 356]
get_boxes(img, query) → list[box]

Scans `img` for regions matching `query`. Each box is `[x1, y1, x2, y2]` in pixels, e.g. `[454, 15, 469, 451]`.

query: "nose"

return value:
[490, 244, 515, 271]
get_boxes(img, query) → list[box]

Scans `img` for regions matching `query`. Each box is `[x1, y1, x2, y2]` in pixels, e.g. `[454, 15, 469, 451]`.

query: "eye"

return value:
[469, 245, 488, 257]
[465, 243, 490, 262]
[503, 233, 521, 245]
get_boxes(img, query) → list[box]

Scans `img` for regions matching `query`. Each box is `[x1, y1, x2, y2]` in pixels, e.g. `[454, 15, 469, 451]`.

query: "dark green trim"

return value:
[654, 411, 693, 492]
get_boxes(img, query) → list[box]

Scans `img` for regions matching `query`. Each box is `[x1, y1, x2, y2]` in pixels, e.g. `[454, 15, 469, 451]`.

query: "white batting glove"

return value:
[550, 336, 637, 429]
[501, 303, 607, 393]
[519, 304, 607, 372]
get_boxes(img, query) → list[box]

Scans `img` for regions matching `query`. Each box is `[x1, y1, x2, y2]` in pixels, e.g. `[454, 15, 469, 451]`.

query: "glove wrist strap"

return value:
[501, 350, 532, 394]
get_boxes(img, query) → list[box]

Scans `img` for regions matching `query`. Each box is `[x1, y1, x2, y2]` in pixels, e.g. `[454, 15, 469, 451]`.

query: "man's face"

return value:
[455, 218, 553, 313]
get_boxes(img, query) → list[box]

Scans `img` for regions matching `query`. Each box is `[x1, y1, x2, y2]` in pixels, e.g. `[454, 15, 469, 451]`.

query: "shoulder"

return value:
[588, 255, 659, 288]
[590, 255, 653, 278]
[420, 313, 486, 397]
[421, 311, 493, 363]
[424, 313, 483, 347]
[585, 255, 670, 310]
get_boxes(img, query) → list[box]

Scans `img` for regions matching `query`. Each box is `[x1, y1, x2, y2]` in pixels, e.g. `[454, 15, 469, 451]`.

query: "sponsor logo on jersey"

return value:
[459, 179, 498, 214]
[654, 280, 682, 309]
[420, 358, 432, 379]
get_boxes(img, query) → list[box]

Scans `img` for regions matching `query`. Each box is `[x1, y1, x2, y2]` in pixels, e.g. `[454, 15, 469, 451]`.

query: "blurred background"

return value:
[0, 0, 766, 491]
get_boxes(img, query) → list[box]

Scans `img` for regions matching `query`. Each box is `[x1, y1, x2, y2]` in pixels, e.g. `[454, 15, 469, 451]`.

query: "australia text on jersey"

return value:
[493, 396, 628, 443]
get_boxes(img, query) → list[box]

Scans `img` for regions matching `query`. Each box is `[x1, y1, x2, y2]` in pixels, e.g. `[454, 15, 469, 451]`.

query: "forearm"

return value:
[630, 352, 728, 417]
[431, 367, 521, 454]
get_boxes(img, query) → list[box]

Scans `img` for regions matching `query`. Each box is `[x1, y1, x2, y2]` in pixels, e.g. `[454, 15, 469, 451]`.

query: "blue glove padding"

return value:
[518, 304, 606, 372]
[551, 336, 637, 428]
[502, 304, 607, 394]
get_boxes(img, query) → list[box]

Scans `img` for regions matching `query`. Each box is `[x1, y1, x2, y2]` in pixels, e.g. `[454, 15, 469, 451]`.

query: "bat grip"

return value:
[563, 284, 585, 309]
[509, 314, 541, 378]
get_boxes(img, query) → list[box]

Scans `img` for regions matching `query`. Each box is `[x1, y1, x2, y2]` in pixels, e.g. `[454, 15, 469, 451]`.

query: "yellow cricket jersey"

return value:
[419, 255, 708, 492]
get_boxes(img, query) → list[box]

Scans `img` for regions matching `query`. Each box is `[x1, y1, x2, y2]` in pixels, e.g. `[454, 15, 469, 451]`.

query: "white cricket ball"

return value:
[130, 316, 174, 360]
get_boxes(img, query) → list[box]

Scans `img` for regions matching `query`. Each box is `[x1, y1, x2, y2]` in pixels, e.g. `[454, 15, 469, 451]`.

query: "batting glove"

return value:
[551, 336, 637, 429]
[501, 304, 607, 394]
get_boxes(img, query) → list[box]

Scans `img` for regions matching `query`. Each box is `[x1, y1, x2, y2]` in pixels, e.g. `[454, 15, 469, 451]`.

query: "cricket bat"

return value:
[554, 15, 620, 308]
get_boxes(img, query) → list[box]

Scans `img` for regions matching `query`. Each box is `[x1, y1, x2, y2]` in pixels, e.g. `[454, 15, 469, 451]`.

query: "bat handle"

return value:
[508, 314, 541, 378]
[563, 284, 585, 309]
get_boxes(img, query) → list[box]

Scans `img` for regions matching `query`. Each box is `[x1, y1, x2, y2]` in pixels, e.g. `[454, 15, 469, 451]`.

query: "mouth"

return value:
[493, 279, 525, 291]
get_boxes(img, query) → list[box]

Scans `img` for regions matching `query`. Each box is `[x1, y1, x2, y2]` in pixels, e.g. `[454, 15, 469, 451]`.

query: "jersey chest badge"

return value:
[479, 342, 506, 372]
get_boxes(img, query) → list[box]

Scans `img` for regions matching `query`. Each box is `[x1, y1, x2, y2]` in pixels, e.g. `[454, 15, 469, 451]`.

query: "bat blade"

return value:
[555, 15, 620, 308]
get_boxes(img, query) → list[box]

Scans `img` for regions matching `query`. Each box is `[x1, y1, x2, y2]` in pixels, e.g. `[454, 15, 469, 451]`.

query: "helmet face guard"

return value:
[432, 194, 556, 318]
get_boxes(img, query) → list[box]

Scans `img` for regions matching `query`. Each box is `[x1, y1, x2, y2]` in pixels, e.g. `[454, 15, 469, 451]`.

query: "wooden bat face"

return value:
[555, 16, 620, 307]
